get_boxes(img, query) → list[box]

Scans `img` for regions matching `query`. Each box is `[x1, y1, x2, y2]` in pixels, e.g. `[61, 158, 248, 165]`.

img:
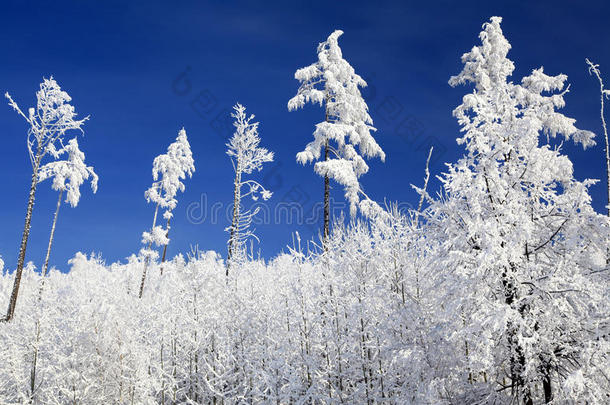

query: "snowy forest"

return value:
[0, 15, 609, 405]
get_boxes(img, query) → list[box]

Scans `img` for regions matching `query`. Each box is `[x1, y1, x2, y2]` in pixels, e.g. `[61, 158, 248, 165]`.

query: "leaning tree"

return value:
[139, 128, 194, 298]
[4, 78, 88, 321]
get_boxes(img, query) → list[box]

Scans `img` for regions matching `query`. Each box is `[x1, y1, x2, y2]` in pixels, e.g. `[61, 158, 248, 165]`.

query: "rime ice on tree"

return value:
[3, 78, 88, 321]
[139, 128, 194, 297]
[428, 16, 606, 403]
[225, 103, 273, 273]
[288, 30, 385, 240]
[38, 138, 98, 277]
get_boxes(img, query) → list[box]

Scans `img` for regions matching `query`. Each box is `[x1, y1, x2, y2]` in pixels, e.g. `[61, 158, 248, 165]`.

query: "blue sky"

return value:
[1, 0, 609, 271]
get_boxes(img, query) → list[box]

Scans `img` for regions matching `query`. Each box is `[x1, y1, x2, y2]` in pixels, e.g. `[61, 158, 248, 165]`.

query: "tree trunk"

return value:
[226, 165, 241, 276]
[502, 268, 533, 405]
[29, 190, 63, 400]
[41, 190, 63, 278]
[160, 216, 172, 275]
[5, 150, 43, 322]
[542, 376, 552, 403]
[139, 204, 159, 298]
[323, 143, 330, 244]
[29, 318, 40, 403]
[323, 96, 330, 247]
[542, 361, 553, 403]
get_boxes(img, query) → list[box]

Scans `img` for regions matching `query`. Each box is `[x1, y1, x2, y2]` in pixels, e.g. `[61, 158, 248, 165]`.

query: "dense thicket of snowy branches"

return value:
[0, 17, 608, 405]
[1, 207, 604, 404]
[0, 214, 453, 404]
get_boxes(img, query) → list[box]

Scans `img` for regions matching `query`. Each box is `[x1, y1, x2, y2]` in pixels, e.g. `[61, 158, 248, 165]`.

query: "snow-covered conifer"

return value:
[288, 30, 385, 241]
[139, 128, 194, 297]
[225, 104, 273, 273]
[3, 78, 88, 321]
[427, 16, 607, 403]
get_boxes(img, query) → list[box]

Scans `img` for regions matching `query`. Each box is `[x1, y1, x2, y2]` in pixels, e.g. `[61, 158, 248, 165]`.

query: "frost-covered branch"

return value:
[38, 138, 98, 207]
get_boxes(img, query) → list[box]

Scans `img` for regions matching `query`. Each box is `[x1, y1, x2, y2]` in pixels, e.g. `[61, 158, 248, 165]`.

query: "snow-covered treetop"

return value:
[436, 16, 603, 278]
[38, 138, 98, 207]
[449, 17, 514, 93]
[288, 30, 385, 215]
[5, 77, 89, 165]
[288, 30, 384, 163]
[227, 103, 274, 179]
[434, 15, 605, 302]
[449, 16, 595, 157]
[145, 128, 195, 210]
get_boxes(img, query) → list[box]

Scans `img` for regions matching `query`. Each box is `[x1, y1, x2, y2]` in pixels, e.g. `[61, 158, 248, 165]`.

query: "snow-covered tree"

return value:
[288, 30, 385, 241]
[139, 128, 194, 298]
[427, 16, 607, 403]
[225, 104, 273, 273]
[37, 138, 98, 278]
[3, 78, 88, 321]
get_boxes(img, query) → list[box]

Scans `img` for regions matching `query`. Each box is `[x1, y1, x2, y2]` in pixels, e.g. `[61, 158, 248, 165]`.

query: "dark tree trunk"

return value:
[227, 166, 241, 277]
[5, 150, 43, 322]
[503, 268, 532, 405]
[323, 142, 329, 245]
[322, 96, 331, 248]
[542, 362, 553, 403]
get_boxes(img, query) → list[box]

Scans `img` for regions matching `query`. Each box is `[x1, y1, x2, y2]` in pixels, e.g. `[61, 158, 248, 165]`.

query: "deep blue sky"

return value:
[1, 0, 609, 271]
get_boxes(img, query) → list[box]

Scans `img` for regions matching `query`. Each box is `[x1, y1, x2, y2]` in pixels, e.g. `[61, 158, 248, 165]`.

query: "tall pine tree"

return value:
[428, 17, 608, 403]
[288, 30, 385, 242]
